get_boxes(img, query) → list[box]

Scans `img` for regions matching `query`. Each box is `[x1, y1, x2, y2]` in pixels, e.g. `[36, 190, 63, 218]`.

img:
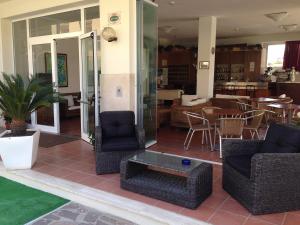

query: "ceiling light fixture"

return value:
[265, 12, 288, 22]
[169, 1, 176, 5]
[279, 24, 298, 32]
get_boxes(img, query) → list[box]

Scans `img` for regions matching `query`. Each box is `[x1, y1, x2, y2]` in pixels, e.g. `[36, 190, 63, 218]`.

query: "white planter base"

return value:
[0, 129, 40, 170]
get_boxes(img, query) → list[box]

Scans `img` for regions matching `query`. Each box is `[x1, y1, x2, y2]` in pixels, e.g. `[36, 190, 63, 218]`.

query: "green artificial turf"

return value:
[0, 176, 69, 225]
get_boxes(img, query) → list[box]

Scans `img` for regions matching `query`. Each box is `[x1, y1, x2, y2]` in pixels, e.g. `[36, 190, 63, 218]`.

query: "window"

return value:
[13, 20, 29, 78]
[29, 10, 81, 37]
[266, 44, 286, 68]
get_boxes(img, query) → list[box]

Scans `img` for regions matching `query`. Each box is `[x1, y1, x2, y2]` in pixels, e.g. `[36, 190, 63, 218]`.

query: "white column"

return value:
[196, 16, 217, 99]
[99, 0, 137, 112]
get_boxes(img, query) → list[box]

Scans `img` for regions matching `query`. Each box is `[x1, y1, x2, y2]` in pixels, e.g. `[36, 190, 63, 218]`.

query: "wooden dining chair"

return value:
[183, 111, 214, 151]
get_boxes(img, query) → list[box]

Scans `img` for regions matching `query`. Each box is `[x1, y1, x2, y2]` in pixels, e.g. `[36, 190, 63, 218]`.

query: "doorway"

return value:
[55, 38, 81, 138]
[28, 31, 99, 142]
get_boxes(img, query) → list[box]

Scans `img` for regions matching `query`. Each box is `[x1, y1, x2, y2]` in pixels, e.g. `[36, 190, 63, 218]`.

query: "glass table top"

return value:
[128, 151, 204, 174]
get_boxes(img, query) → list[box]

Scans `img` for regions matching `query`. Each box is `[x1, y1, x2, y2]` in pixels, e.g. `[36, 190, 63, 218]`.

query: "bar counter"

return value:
[214, 82, 269, 97]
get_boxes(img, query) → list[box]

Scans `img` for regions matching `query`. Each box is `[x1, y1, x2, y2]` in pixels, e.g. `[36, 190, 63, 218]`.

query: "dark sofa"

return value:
[222, 123, 300, 215]
[95, 111, 145, 174]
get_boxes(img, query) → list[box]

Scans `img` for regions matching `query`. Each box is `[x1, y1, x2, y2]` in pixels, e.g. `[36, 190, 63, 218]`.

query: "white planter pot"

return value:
[0, 129, 40, 170]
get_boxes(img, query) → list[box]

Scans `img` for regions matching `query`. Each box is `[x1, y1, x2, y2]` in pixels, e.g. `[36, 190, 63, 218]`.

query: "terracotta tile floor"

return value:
[32, 127, 300, 225]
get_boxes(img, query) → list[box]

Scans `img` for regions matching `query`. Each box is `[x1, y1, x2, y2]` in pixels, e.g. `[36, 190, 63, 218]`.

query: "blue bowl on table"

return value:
[182, 159, 191, 166]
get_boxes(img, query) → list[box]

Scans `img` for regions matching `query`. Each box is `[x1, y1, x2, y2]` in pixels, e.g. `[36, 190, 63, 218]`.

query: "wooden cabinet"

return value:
[215, 45, 262, 82]
[244, 50, 262, 81]
[158, 49, 197, 90]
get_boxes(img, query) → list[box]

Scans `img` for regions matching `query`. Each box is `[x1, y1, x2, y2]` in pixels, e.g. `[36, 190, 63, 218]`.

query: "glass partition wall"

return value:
[13, 5, 100, 139]
[137, 0, 158, 146]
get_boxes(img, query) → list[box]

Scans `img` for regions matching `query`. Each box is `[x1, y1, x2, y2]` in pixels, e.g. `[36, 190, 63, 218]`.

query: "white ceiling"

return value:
[156, 0, 300, 43]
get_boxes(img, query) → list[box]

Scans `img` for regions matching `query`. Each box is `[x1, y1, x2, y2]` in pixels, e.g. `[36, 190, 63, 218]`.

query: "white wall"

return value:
[0, 0, 138, 114]
[197, 16, 216, 99]
[56, 38, 80, 93]
[99, 0, 137, 112]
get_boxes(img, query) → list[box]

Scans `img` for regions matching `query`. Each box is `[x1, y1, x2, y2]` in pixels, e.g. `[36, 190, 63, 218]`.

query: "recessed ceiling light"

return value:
[279, 24, 298, 31]
[169, 1, 176, 5]
[234, 27, 240, 32]
[265, 12, 288, 22]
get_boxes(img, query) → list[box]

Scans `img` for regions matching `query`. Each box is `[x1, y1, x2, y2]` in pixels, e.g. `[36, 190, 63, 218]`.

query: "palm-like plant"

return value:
[0, 73, 60, 136]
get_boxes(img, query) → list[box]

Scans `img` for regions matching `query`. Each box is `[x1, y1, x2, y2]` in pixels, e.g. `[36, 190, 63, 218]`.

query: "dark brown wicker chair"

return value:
[223, 123, 300, 215]
[95, 111, 145, 174]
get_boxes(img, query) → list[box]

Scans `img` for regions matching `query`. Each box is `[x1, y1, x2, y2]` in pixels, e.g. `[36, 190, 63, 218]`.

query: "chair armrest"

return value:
[135, 125, 145, 149]
[222, 140, 263, 159]
[95, 126, 102, 152]
[251, 153, 300, 183]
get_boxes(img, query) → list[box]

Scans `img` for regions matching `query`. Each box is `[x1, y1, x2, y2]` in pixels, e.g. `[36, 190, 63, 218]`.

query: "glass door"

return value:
[29, 40, 60, 133]
[79, 31, 99, 142]
[137, 0, 158, 147]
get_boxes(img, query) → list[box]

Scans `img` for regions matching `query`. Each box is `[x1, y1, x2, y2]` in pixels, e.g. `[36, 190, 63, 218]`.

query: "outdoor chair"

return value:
[183, 111, 214, 151]
[243, 110, 265, 139]
[202, 106, 222, 148]
[95, 111, 145, 174]
[217, 117, 244, 158]
[222, 123, 300, 215]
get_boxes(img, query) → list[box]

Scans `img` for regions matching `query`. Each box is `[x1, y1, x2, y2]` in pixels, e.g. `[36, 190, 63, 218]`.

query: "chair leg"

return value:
[208, 129, 213, 151]
[219, 136, 222, 158]
[255, 129, 260, 140]
[186, 130, 195, 150]
[201, 131, 205, 144]
[205, 131, 208, 144]
[184, 128, 192, 149]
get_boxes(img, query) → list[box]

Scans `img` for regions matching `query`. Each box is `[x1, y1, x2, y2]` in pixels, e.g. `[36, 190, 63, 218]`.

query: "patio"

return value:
[32, 127, 300, 225]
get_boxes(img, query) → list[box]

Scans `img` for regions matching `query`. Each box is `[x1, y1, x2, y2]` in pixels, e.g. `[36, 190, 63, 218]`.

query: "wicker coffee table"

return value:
[120, 151, 212, 209]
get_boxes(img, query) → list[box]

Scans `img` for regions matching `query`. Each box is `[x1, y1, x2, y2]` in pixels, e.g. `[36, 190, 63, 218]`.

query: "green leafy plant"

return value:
[0, 73, 60, 136]
[88, 130, 95, 148]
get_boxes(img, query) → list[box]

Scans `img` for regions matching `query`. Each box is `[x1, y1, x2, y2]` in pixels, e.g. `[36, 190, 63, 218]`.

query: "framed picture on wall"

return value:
[45, 53, 68, 87]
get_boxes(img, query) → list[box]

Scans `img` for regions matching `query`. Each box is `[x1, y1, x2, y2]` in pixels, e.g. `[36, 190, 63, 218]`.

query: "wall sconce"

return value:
[102, 27, 118, 42]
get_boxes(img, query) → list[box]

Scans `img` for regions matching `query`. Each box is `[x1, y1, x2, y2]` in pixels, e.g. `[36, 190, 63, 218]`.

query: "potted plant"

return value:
[1, 112, 12, 129]
[0, 73, 59, 170]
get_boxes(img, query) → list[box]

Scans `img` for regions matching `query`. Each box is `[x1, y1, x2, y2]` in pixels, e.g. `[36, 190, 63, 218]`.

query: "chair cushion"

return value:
[100, 111, 135, 138]
[102, 137, 139, 152]
[226, 154, 253, 178]
[63, 95, 74, 107]
[260, 123, 300, 154]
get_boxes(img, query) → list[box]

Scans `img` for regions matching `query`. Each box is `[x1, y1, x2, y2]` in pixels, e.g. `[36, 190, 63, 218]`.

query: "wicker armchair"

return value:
[95, 111, 145, 174]
[222, 123, 300, 215]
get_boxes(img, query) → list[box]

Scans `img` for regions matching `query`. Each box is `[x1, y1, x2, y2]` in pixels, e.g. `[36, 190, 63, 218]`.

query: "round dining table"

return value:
[267, 103, 300, 124]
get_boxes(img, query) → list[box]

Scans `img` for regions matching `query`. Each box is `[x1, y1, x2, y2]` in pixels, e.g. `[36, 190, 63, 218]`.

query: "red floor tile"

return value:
[220, 197, 250, 217]
[208, 210, 247, 225]
[244, 218, 274, 225]
[250, 213, 285, 225]
[32, 127, 300, 225]
[283, 213, 300, 225]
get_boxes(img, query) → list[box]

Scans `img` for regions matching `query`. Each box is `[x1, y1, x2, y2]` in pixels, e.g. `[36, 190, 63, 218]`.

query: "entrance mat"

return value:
[0, 176, 69, 225]
[28, 202, 137, 225]
[39, 133, 79, 148]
